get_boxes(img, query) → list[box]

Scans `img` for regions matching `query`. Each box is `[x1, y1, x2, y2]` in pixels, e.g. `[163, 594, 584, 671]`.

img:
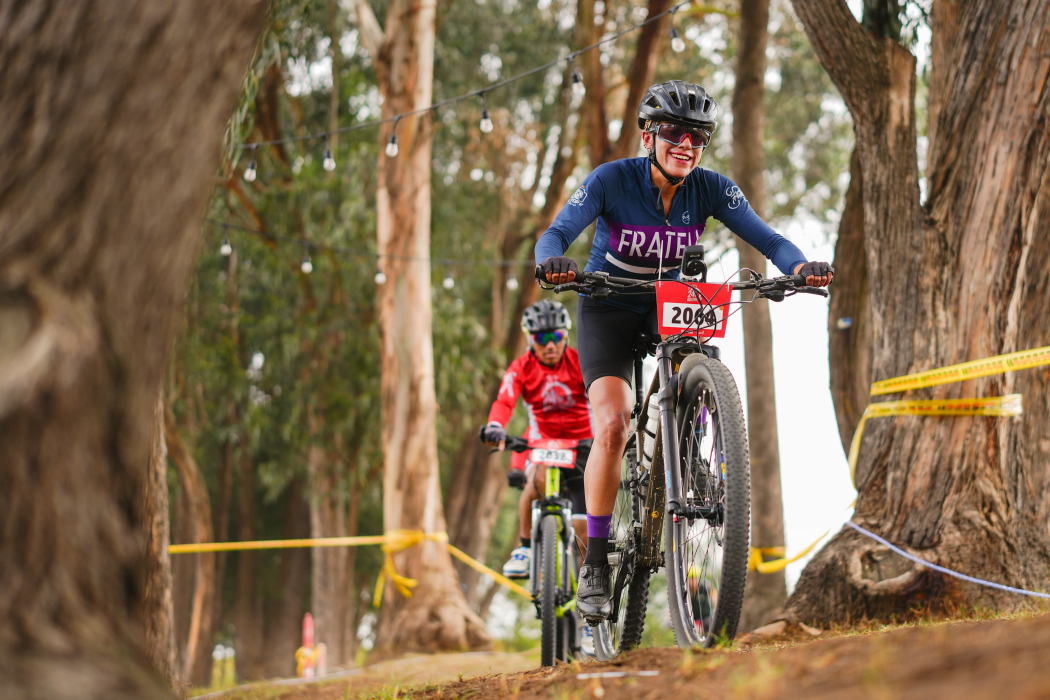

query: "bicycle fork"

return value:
[655, 346, 685, 515]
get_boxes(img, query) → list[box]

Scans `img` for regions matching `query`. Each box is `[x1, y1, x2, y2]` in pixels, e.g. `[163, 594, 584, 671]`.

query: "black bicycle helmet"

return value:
[637, 80, 718, 131]
[521, 299, 571, 333]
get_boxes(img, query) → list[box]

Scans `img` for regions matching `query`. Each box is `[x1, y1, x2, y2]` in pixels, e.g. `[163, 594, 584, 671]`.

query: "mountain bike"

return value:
[536, 246, 827, 654]
[503, 435, 590, 666]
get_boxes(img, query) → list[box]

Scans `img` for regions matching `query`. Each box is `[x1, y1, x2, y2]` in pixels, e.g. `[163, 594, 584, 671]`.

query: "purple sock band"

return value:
[587, 513, 612, 539]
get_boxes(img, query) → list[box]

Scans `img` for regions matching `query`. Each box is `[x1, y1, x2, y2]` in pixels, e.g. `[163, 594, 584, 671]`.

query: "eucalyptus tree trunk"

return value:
[141, 391, 179, 686]
[786, 0, 1050, 623]
[166, 411, 217, 687]
[353, 0, 490, 650]
[0, 4, 265, 697]
[732, 0, 788, 634]
[827, 149, 872, 453]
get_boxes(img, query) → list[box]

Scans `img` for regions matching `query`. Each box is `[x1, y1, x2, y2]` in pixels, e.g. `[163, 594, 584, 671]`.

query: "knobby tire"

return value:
[665, 356, 751, 648]
[540, 515, 559, 666]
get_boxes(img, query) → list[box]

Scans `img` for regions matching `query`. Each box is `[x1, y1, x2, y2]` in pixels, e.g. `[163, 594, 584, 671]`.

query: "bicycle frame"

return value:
[634, 339, 722, 517]
[529, 459, 578, 618]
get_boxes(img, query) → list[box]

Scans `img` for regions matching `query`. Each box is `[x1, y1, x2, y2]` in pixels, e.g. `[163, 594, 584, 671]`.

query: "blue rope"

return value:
[845, 521, 1050, 600]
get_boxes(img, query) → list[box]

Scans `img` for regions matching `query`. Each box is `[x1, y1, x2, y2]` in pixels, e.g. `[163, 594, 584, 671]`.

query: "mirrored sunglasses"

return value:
[655, 123, 711, 149]
[533, 330, 568, 345]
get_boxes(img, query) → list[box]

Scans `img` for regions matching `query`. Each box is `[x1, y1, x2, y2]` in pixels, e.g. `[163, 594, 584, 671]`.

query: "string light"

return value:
[571, 59, 586, 98]
[244, 146, 258, 182]
[442, 272, 455, 290]
[374, 268, 387, 285]
[670, 27, 686, 53]
[207, 218, 543, 269]
[386, 118, 400, 157]
[229, 0, 700, 185]
[323, 139, 337, 171]
[479, 93, 494, 134]
[220, 235, 233, 257]
[506, 274, 519, 291]
[301, 246, 313, 274]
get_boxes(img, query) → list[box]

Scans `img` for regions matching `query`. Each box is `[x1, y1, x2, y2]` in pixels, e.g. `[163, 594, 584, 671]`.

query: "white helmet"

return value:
[520, 299, 571, 334]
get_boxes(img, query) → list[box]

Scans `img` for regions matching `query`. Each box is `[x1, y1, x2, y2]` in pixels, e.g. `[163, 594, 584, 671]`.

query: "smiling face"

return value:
[642, 124, 702, 181]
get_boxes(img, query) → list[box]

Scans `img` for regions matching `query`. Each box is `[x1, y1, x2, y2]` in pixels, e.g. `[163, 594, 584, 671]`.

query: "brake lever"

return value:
[798, 286, 829, 298]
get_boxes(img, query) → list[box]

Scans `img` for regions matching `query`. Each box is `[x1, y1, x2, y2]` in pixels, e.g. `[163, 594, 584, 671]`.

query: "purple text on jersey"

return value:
[606, 221, 707, 263]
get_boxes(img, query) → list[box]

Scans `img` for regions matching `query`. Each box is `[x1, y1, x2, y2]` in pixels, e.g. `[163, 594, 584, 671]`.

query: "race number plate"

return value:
[655, 281, 732, 338]
[530, 448, 575, 466]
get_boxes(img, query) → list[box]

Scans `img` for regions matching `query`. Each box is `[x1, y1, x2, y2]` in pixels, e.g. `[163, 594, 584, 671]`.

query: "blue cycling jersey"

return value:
[535, 157, 808, 313]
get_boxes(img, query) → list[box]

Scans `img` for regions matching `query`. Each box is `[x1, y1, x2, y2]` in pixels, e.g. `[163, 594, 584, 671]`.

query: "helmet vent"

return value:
[669, 91, 681, 107]
[703, 98, 711, 112]
[687, 93, 697, 111]
[646, 96, 661, 109]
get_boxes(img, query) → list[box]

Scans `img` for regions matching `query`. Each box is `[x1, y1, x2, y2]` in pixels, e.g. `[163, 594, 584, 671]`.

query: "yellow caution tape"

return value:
[870, 346, 1050, 396]
[748, 531, 829, 574]
[169, 529, 533, 605]
[847, 395, 1023, 484]
[749, 501, 857, 575]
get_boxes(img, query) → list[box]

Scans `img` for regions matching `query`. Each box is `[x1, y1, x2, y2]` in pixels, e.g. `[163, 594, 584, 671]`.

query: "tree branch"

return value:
[791, 0, 882, 118]
[351, 0, 385, 57]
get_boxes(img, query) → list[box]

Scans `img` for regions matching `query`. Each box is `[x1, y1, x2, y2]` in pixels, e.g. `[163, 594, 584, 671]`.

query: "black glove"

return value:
[796, 261, 835, 279]
[479, 422, 507, 445]
[507, 469, 527, 490]
[538, 256, 579, 282]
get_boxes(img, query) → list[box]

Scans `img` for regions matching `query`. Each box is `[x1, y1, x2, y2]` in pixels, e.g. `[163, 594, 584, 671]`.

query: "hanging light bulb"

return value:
[323, 147, 336, 171]
[386, 119, 401, 158]
[506, 274, 519, 291]
[244, 146, 258, 182]
[479, 93, 494, 133]
[571, 63, 586, 98]
[220, 236, 232, 257]
[442, 272, 455, 290]
[374, 268, 387, 285]
[670, 27, 686, 53]
[300, 247, 313, 274]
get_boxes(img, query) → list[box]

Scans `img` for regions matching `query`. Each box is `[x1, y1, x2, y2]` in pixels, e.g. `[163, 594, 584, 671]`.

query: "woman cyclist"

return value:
[534, 80, 834, 621]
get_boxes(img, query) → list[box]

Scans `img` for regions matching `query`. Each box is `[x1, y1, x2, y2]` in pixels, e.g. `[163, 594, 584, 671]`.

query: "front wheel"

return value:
[539, 515, 559, 666]
[665, 356, 751, 648]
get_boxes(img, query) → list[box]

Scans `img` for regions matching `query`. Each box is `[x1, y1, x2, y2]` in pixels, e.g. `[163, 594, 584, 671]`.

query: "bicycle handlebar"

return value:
[503, 436, 530, 453]
[534, 266, 829, 300]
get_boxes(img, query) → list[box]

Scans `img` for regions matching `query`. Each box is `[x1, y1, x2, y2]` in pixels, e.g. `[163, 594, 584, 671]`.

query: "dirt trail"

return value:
[412, 613, 1050, 700]
[214, 613, 1050, 699]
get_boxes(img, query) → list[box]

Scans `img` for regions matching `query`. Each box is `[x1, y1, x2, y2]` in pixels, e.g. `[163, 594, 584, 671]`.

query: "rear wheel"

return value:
[539, 515, 559, 666]
[665, 357, 751, 648]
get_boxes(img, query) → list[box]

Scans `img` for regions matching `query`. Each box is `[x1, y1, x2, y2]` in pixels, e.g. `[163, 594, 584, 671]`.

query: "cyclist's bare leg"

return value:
[519, 479, 537, 540]
[584, 376, 633, 515]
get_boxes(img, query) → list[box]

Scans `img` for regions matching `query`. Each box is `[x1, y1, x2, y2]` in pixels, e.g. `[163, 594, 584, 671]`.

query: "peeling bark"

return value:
[787, 0, 1050, 623]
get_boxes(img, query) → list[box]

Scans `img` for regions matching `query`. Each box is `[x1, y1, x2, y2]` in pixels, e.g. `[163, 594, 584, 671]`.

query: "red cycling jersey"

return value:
[488, 348, 594, 451]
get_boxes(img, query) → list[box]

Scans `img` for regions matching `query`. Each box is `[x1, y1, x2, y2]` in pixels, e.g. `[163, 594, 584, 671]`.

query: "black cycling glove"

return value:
[479, 422, 507, 445]
[797, 261, 835, 279]
[507, 469, 527, 490]
[538, 256, 579, 280]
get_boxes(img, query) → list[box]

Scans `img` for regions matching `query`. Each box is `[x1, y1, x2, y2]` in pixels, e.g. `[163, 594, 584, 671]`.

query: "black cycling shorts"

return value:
[577, 296, 658, 390]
